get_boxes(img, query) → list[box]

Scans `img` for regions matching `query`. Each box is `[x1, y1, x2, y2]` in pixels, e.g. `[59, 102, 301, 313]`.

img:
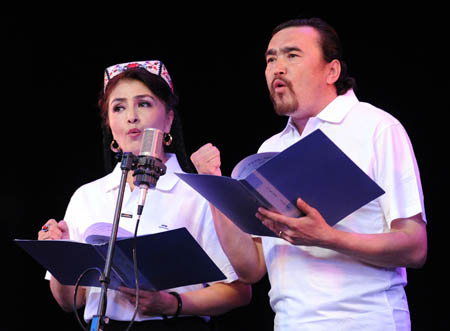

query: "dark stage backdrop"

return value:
[4, 5, 442, 331]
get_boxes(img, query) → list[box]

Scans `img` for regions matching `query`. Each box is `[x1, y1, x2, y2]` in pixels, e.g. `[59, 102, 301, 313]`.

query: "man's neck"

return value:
[290, 91, 338, 134]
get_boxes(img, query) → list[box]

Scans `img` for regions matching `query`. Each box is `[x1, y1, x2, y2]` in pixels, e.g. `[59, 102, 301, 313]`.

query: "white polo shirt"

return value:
[258, 90, 426, 331]
[62, 154, 238, 322]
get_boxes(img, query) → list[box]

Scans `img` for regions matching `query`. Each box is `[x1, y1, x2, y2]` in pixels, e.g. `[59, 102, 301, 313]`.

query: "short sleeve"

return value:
[195, 203, 239, 284]
[374, 123, 426, 226]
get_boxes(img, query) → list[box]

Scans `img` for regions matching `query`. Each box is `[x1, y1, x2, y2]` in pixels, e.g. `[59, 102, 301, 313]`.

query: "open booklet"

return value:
[177, 129, 385, 237]
[15, 224, 226, 291]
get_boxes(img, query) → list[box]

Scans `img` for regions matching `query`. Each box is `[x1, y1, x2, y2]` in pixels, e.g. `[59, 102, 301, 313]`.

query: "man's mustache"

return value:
[270, 77, 293, 94]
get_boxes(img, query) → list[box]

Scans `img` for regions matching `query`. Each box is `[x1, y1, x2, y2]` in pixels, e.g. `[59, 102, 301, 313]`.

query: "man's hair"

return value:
[272, 17, 356, 95]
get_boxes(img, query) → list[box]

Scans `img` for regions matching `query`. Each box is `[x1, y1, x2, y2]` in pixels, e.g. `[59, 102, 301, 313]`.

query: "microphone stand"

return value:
[90, 152, 136, 331]
[90, 152, 166, 331]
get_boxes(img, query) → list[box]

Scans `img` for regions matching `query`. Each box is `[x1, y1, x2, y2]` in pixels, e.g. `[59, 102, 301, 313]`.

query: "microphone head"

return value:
[139, 128, 165, 160]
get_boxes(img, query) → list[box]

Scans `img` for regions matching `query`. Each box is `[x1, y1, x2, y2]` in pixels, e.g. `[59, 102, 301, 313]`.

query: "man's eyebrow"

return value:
[265, 46, 303, 57]
[282, 46, 303, 54]
[265, 48, 277, 57]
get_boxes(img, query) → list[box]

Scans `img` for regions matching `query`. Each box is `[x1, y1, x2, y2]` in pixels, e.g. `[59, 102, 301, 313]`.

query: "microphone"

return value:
[133, 128, 167, 216]
[139, 127, 165, 160]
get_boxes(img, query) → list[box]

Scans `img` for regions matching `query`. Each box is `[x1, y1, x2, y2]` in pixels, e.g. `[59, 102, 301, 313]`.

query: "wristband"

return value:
[163, 291, 182, 319]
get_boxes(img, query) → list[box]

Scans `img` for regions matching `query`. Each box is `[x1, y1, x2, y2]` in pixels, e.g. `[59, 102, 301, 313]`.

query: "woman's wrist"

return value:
[163, 291, 182, 318]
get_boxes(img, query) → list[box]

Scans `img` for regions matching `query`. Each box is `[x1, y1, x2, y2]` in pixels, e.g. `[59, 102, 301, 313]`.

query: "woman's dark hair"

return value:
[272, 17, 356, 95]
[98, 68, 194, 173]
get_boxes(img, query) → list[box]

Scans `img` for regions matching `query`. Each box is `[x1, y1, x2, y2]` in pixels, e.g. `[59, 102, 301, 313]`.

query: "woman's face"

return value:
[107, 79, 174, 156]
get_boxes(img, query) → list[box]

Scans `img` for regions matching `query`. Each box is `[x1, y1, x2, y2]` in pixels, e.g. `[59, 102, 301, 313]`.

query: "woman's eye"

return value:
[138, 101, 152, 108]
[112, 105, 124, 112]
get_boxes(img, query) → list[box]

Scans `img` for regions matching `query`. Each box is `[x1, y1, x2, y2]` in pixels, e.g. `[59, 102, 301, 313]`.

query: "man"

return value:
[191, 18, 427, 330]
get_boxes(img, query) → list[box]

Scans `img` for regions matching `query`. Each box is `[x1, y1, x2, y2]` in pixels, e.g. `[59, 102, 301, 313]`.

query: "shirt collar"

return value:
[280, 89, 359, 135]
[316, 89, 359, 123]
[105, 153, 182, 193]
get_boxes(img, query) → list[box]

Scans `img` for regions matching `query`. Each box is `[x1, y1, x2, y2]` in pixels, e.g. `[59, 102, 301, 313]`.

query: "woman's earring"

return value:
[164, 133, 173, 146]
[110, 139, 121, 153]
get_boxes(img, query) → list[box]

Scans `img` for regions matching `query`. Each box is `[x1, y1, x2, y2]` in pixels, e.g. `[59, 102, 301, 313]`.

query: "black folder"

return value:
[177, 129, 385, 237]
[15, 227, 226, 291]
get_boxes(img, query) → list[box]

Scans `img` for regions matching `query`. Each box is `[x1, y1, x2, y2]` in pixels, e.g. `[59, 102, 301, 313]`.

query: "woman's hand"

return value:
[119, 287, 178, 316]
[38, 219, 69, 240]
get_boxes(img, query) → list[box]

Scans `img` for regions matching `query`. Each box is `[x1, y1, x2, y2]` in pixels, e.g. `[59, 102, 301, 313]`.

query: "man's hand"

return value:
[256, 198, 334, 246]
[191, 143, 222, 176]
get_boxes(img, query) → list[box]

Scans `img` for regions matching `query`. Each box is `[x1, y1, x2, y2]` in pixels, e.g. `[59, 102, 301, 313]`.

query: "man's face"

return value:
[265, 26, 332, 120]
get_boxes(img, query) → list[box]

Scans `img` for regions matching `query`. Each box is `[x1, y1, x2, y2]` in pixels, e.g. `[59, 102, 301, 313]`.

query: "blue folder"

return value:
[177, 129, 385, 237]
[15, 228, 226, 290]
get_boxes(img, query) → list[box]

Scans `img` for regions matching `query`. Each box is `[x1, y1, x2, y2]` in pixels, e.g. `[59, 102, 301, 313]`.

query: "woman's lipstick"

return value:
[127, 128, 142, 138]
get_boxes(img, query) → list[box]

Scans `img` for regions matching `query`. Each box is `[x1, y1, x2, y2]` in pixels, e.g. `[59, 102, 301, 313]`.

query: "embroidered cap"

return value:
[104, 60, 174, 92]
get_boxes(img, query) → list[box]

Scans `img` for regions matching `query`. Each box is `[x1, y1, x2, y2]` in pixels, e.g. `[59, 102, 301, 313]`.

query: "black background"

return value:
[3, 4, 444, 331]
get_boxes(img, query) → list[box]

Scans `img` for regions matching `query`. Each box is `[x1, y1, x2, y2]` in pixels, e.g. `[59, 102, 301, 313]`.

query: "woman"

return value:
[38, 60, 251, 330]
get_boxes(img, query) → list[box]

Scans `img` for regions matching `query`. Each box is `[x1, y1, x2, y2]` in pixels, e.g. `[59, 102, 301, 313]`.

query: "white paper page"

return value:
[245, 171, 302, 217]
[231, 152, 277, 180]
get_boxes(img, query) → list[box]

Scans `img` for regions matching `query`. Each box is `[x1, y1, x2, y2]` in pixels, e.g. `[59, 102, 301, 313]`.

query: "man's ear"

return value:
[326, 59, 341, 85]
